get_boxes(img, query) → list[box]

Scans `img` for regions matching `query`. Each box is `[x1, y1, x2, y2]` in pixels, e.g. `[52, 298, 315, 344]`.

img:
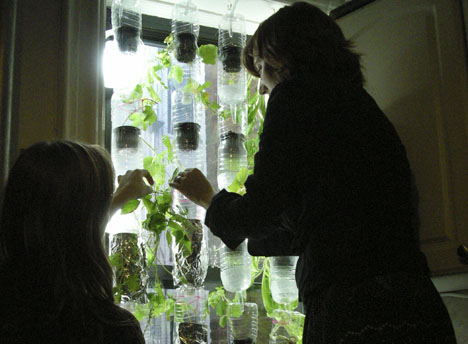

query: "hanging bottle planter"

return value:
[269, 256, 299, 305]
[217, 131, 247, 190]
[111, 125, 143, 177]
[174, 31, 198, 63]
[110, 232, 147, 303]
[174, 286, 209, 344]
[111, 0, 142, 54]
[174, 122, 201, 151]
[114, 125, 141, 149]
[218, 13, 246, 73]
[172, 219, 208, 288]
[217, 13, 247, 105]
[219, 240, 251, 293]
[171, 0, 200, 64]
[227, 302, 258, 344]
[219, 44, 243, 73]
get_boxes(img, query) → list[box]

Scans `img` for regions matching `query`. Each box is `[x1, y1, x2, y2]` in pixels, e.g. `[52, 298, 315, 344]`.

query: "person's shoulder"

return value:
[93, 302, 145, 343]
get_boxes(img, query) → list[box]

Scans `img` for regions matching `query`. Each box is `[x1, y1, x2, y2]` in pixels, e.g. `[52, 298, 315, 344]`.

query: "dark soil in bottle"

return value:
[220, 131, 244, 155]
[114, 126, 141, 149]
[115, 25, 139, 53]
[175, 32, 197, 63]
[178, 322, 208, 344]
[174, 122, 200, 151]
[219, 45, 243, 73]
[233, 339, 254, 344]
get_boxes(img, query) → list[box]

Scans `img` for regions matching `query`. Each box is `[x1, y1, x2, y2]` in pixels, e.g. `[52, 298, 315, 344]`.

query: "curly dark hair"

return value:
[242, 2, 364, 86]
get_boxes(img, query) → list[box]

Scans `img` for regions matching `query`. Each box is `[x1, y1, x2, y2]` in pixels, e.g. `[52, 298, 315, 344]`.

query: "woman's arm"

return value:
[172, 82, 302, 248]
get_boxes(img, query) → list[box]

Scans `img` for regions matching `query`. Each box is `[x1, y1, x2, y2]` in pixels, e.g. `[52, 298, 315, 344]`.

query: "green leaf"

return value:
[210, 101, 221, 112]
[121, 199, 140, 214]
[197, 44, 218, 64]
[129, 112, 144, 128]
[146, 85, 161, 103]
[219, 315, 227, 328]
[197, 81, 211, 91]
[143, 105, 157, 126]
[153, 64, 164, 73]
[143, 156, 157, 177]
[142, 194, 155, 212]
[134, 304, 149, 321]
[162, 136, 173, 162]
[261, 260, 275, 315]
[169, 65, 184, 84]
[130, 84, 143, 100]
[125, 273, 141, 292]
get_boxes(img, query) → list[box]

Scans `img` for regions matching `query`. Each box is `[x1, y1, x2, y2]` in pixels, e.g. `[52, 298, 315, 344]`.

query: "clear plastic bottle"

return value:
[172, 219, 208, 288]
[218, 103, 247, 138]
[171, 0, 199, 63]
[111, 0, 142, 54]
[111, 91, 141, 130]
[171, 89, 205, 127]
[106, 125, 143, 236]
[227, 302, 258, 344]
[174, 286, 209, 344]
[109, 232, 147, 303]
[170, 79, 206, 158]
[269, 256, 299, 305]
[220, 240, 252, 293]
[269, 310, 305, 344]
[217, 13, 247, 105]
[173, 122, 206, 168]
[217, 132, 247, 190]
[112, 125, 143, 176]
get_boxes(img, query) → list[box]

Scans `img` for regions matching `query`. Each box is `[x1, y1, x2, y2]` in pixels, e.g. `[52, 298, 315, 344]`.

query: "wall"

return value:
[3, 0, 106, 170]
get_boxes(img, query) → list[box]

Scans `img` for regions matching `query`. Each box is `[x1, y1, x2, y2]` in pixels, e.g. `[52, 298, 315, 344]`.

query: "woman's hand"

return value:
[110, 169, 154, 215]
[169, 168, 215, 209]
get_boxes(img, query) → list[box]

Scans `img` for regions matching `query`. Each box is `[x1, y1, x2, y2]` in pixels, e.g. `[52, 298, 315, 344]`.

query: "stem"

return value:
[140, 136, 157, 153]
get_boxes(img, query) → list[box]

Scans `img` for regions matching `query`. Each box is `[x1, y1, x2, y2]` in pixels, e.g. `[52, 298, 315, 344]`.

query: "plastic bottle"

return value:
[171, 90, 205, 128]
[217, 13, 247, 105]
[174, 286, 209, 344]
[269, 256, 299, 305]
[171, 219, 208, 288]
[217, 132, 247, 190]
[112, 125, 143, 176]
[220, 240, 252, 293]
[171, 120, 206, 222]
[217, 103, 247, 138]
[109, 232, 147, 303]
[111, 91, 141, 129]
[269, 309, 305, 344]
[111, 0, 142, 54]
[171, 0, 199, 63]
[227, 302, 258, 344]
[106, 125, 143, 236]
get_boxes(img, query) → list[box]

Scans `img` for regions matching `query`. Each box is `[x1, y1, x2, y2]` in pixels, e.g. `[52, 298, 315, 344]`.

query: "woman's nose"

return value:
[259, 83, 269, 95]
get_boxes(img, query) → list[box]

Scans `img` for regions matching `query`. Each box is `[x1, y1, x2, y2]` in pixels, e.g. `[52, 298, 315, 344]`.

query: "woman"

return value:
[170, 2, 456, 343]
[0, 140, 153, 343]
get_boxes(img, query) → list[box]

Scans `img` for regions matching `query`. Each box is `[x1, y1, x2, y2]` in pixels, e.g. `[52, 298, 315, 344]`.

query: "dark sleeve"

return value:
[247, 227, 301, 256]
[205, 83, 300, 250]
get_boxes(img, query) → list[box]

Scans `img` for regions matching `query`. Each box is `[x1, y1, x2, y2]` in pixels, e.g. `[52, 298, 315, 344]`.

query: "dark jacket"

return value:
[205, 77, 429, 304]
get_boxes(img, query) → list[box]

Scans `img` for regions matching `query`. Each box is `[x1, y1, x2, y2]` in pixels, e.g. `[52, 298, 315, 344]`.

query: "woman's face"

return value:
[254, 55, 280, 95]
